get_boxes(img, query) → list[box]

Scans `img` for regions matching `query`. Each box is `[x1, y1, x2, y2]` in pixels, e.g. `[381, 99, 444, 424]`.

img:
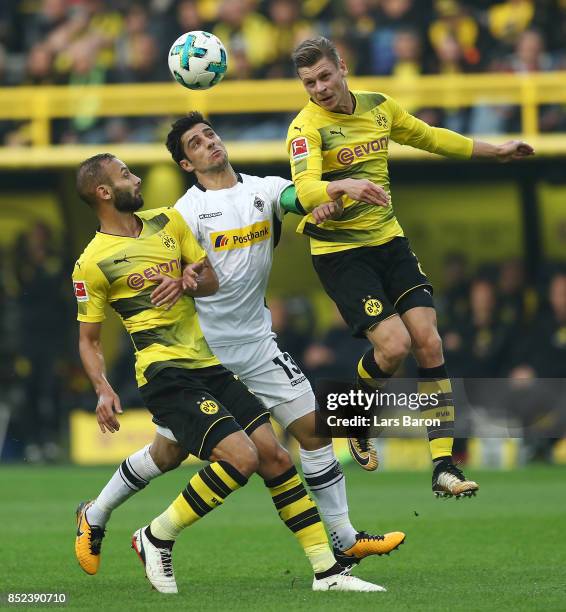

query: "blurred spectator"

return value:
[442, 278, 514, 377]
[497, 258, 537, 327]
[429, 32, 473, 131]
[330, 0, 376, 75]
[478, 29, 566, 134]
[261, 0, 310, 78]
[428, 0, 482, 69]
[508, 272, 566, 378]
[23, 0, 70, 53]
[25, 43, 61, 86]
[370, 0, 422, 75]
[392, 28, 423, 77]
[112, 3, 164, 83]
[13, 223, 70, 463]
[487, 0, 535, 51]
[303, 304, 370, 381]
[48, 0, 123, 82]
[269, 296, 313, 374]
[213, 0, 272, 75]
[438, 252, 470, 326]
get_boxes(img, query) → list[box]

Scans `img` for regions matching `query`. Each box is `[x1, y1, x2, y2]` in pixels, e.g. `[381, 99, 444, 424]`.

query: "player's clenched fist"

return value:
[496, 140, 535, 162]
[312, 198, 344, 224]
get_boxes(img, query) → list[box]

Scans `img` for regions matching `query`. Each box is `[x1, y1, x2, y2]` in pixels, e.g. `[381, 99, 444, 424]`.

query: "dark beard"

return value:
[114, 190, 144, 212]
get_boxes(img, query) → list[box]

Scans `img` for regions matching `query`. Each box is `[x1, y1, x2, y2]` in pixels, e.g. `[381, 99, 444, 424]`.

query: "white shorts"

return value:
[212, 336, 315, 429]
[155, 337, 315, 441]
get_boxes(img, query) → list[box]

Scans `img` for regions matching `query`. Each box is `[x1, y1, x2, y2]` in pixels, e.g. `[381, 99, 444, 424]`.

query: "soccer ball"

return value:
[168, 31, 228, 90]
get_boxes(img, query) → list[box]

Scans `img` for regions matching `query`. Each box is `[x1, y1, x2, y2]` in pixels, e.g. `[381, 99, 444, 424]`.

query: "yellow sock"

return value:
[151, 461, 247, 541]
[265, 466, 335, 574]
[418, 365, 455, 461]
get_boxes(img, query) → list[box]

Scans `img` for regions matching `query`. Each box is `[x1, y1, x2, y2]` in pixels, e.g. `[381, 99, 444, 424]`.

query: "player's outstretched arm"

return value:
[78, 321, 123, 434]
[182, 256, 219, 297]
[472, 139, 535, 162]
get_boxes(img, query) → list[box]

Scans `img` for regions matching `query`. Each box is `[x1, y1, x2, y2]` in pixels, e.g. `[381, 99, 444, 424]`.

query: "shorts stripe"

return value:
[197, 415, 235, 458]
[393, 283, 431, 308]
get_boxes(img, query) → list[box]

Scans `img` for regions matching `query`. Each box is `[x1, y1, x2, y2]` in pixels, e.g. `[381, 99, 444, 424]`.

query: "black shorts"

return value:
[312, 237, 433, 338]
[139, 365, 270, 460]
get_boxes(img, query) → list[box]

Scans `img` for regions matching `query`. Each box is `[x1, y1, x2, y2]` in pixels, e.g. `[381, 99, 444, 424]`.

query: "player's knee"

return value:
[272, 445, 293, 473]
[257, 436, 293, 474]
[381, 328, 411, 363]
[415, 328, 443, 360]
[230, 444, 260, 478]
[150, 442, 187, 473]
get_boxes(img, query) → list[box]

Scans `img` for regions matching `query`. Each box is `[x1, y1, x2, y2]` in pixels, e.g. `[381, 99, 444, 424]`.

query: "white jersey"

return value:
[174, 173, 291, 347]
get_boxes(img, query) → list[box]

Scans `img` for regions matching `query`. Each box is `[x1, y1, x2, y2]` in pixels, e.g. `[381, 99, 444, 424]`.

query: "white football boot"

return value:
[131, 527, 178, 594]
[312, 567, 386, 592]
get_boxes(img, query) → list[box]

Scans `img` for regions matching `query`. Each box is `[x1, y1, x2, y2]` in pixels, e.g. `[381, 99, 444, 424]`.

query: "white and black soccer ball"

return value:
[168, 31, 228, 90]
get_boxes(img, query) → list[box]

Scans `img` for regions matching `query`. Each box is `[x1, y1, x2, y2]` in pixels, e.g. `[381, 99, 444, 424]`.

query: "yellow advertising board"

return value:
[69, 409, 202, 465]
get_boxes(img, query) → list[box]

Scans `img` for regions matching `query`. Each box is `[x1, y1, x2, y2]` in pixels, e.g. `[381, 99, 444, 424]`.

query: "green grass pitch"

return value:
[2, 464, 565, 611]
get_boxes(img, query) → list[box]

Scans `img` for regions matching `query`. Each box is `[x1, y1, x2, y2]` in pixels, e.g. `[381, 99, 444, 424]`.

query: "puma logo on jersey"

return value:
[330, 128, 345, 137]
[113, 254, 130, 264]
[211, 221, 271, 251]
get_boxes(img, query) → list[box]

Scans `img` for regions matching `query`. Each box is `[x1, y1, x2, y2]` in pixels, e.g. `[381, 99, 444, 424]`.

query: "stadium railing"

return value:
[1, 72, 566, 167]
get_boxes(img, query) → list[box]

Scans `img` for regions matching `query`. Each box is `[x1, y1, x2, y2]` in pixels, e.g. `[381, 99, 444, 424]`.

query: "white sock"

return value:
[299, 444, 357, 551]
[86, 444, 162, 527]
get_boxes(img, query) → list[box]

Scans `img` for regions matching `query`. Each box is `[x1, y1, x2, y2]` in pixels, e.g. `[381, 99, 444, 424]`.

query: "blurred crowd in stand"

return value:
[0, 0, 565, 143]
[1, 221, 565, 461]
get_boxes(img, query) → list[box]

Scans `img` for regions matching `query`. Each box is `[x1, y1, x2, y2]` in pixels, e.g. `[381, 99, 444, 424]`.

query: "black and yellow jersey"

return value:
[72, 207, 219, 387]
[286, 91, 474, 255]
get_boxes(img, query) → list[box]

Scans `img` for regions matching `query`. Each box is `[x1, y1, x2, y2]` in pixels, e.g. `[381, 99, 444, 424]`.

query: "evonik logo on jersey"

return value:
[126, 258, 181, 290]
[211, 221, 271, 252]
[337, 137, 389, 166]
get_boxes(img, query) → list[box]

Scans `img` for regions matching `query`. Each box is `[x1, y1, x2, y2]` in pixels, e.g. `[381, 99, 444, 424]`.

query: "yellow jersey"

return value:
[286, 90, 474, 255]
[72, 207, 219, 387]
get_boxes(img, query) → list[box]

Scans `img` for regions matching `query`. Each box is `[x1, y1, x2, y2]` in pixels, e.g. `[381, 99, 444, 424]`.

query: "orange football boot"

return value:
[75, 501, 106, 575]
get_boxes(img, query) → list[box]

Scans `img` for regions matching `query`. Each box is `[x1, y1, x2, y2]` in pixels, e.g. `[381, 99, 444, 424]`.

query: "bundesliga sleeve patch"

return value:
[291, 136, 309, 161]
[73, 280, 89, 302]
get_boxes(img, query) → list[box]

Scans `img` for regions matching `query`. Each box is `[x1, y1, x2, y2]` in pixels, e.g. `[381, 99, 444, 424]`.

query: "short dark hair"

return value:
[76, 153, 116, 207]
[166, 112, 213, 165]
[292, 36, 340, 71]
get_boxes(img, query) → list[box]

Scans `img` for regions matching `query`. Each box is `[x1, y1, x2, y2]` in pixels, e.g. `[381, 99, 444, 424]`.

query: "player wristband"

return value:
[279, 185, 307, 215]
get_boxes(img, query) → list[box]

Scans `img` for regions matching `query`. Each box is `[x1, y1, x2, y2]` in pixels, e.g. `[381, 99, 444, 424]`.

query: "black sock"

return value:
[314, 562, 344, 580]
[145, 525, 174, 550]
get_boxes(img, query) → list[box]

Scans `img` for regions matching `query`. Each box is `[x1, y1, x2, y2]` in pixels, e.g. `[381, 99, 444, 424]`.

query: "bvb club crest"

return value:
[375, 113, 388, 128]
[161, 232, 177, 250]
[363, 296, 383, 316]
[199, 399, 219, 415]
